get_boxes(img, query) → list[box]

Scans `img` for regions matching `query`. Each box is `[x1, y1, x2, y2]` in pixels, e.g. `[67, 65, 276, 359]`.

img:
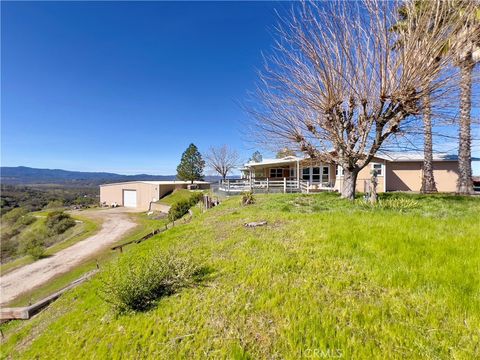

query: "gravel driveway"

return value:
[0, 208, 137, 306]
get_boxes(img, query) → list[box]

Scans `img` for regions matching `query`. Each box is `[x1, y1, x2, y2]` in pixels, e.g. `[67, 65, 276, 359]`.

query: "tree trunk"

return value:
[340, 169, 358, 200]
[421, 94, 437, 193]
[457, 57, 474, 195]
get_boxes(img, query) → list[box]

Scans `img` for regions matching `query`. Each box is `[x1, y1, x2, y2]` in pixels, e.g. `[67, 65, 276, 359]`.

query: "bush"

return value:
[18, 228, 47, 260]
[73, 196, 97, 207]
[45, 211, 76, 235]
[357, 197, 419, 212]
[168, 192, 203, 222]
[46, 200, 64, 209]
[16, 214, 36, 226]
[379, 198, 419, 211]
[1, 207, 29, 225]
[100, 251, 201, 314]
[241, 191, 255, 206]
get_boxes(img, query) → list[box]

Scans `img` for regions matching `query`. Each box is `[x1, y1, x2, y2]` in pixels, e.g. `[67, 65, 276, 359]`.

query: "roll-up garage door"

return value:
[123, 190, 137, 207]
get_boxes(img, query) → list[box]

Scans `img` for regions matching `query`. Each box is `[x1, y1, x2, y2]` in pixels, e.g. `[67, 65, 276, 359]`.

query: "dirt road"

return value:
[0, 208, 137, 305]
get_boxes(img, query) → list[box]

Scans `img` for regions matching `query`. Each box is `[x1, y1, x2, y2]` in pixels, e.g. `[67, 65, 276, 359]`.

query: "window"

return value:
[322, 166, 329, 183]
[289, 168, 295, 178]
[312, 167, 321, 182]
[371, 163, 383, 176]
[336, 166, 344, 176]
[302, 167, 310, 181]
[270, 168, 283, 178]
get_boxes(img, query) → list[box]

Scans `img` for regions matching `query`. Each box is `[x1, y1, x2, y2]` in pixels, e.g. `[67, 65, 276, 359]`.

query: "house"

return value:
[230, 153, 472, 193]
[99, 181, 210, 210]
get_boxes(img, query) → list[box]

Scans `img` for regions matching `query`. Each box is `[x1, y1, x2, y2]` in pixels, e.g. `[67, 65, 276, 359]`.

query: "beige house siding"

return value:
[245, 157, 460, 193]
[100, 181, 211, 210]
[386, 161, 459, 192]
[334, 158, 387, 193]
[100, 182, 160, 210]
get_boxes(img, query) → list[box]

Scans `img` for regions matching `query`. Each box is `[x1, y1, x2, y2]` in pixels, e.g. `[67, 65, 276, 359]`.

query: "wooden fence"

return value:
[0, 270, 98, 322]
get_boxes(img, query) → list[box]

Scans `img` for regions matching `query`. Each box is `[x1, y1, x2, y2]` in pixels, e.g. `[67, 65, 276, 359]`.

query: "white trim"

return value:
[336, 165, 344, 177]
[371, 162, 384, 177]
[384, 160, 387, 192]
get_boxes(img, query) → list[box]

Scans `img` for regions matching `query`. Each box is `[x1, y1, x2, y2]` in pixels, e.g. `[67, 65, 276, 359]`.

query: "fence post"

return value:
[283, 178, 287, 193]
[266, 178, 269, 193]
[227, 179, 230, 193]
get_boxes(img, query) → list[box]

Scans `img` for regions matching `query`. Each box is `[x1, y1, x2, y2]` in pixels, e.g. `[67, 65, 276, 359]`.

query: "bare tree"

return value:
[205, 145, 239, 181]
[248, 0, 473, 199]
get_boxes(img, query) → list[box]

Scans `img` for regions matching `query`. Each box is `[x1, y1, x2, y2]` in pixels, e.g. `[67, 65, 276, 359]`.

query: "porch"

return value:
[217, 177, 335, 194]
[230, 156, 337, 194]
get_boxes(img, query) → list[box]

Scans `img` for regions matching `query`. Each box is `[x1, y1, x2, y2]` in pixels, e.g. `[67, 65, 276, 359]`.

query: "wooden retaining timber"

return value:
[0, 270, 98, 321]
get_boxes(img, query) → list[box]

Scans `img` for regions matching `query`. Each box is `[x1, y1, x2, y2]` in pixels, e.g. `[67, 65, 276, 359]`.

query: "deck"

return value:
[214, 178, 336, 195]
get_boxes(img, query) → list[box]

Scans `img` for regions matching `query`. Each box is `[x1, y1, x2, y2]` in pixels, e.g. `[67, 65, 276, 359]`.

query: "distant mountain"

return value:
[0, 166, 230, 187]
[0, 166, 178, 187]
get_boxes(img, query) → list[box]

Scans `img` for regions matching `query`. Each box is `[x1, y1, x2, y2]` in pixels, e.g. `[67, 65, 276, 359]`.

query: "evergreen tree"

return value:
[249, 151, 263, 163]
[176, 143, 205, 184]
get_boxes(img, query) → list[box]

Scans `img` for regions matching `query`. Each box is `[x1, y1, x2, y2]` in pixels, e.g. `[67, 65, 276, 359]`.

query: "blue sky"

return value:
[1, 1, 479, 175]
[2, 1, 282, 174]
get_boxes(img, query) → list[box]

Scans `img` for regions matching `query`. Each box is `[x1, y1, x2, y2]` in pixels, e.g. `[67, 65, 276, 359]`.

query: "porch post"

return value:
[283, 177, 287, 193]
[249, 168, 253, 189]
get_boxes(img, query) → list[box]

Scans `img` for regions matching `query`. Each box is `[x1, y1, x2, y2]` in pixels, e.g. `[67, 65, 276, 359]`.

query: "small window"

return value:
[270, 168, 283, 178]
[372, 163, 383, 176]
[312, 167, 321, 182]
[302, 167, 310, 181]
[321, 166, 329, 183]
[336, 166, 344, 176]
[289, 168, 295, 178]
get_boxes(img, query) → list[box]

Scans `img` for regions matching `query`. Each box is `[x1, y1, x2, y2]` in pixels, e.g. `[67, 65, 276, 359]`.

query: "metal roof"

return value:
[99, 180, 209, 187]
[244, 152, 465, 167]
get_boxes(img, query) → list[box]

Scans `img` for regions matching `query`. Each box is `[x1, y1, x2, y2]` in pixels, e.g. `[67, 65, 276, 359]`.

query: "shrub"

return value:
[46, 200, 64, 209]
[357, 197, 419, 212]
[1, 207, 28, 225]
[18, 228, 47, 260]
[15, 214, 36, 226]
[241, 191, 255, 206]
[45, 211, 76, 235]
[100, 251, 201, 314]
[168, 192, 203, 222]
[380, 198, 419, 211]
[73, 196, 97, 207]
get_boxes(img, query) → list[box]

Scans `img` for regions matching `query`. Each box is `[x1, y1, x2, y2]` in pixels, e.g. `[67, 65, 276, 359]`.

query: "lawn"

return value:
[1, 193, 479, 359]
[157, 189, 200, 206]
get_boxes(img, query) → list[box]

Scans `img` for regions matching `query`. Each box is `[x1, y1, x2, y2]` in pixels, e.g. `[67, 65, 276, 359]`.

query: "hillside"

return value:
[0, 166, 176, 186]
[0, 166, 229, 187]
[2, 193, 479, 359]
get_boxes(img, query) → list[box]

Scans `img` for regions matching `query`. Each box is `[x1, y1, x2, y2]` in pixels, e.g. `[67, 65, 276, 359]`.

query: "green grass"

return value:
[157, 189, 198, 206]
[1, 193, 480, 359]
[0, 214, 101, 274]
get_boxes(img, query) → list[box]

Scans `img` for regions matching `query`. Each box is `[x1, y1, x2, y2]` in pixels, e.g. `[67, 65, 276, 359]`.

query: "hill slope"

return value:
[0, 166, 176, 186]
[2, 193, 479, 358]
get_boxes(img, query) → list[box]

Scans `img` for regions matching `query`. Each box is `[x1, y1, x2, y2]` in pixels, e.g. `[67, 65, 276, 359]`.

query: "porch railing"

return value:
[217, 178, 334, 194]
